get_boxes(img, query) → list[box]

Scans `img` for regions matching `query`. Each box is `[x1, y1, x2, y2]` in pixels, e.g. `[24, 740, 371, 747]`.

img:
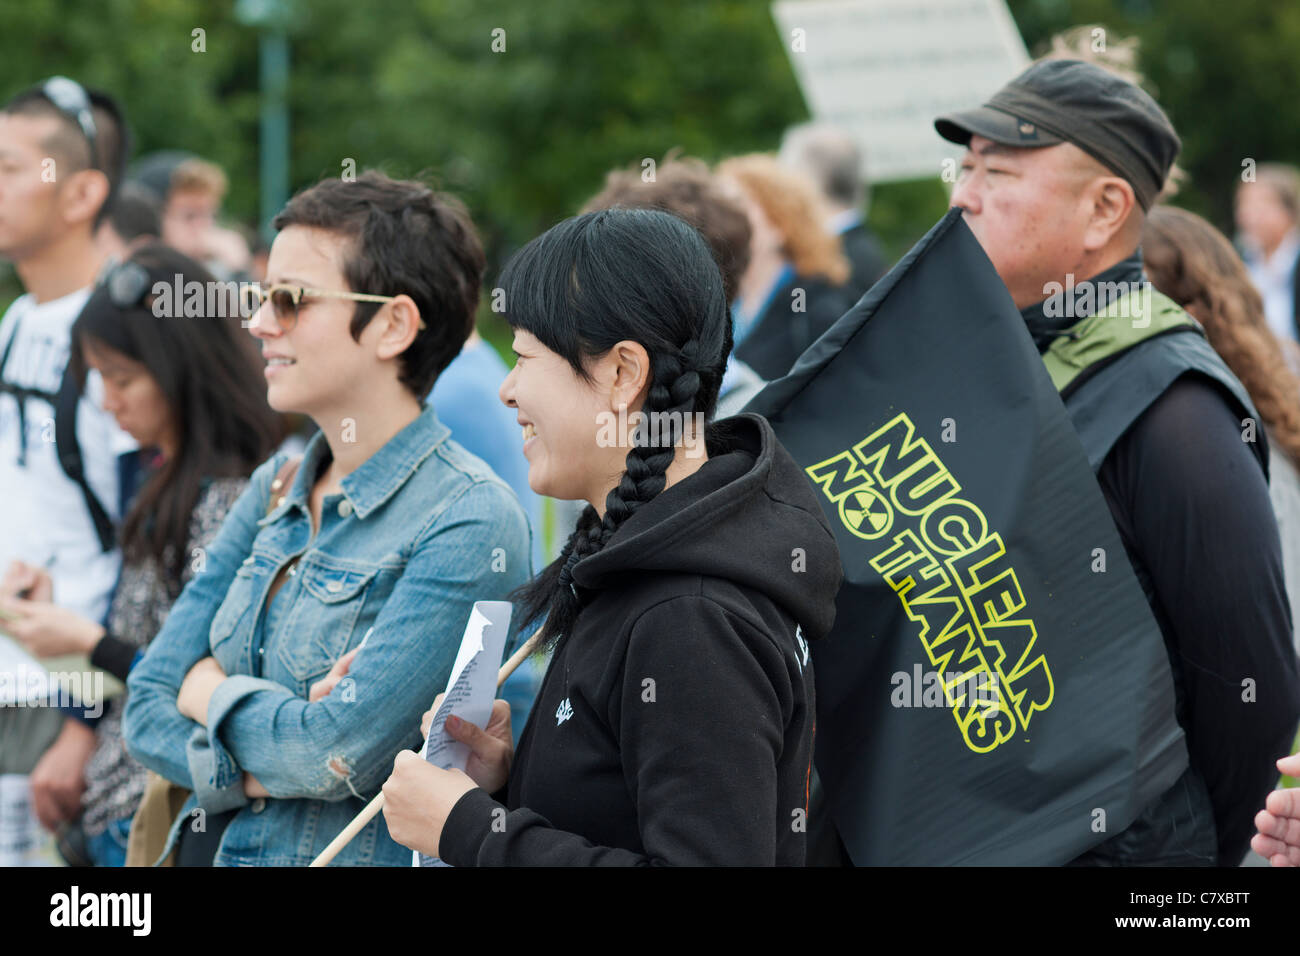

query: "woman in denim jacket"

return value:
[123, 172, 531, 866]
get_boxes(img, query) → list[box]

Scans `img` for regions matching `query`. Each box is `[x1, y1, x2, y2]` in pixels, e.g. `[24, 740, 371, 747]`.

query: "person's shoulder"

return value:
[26, 287, 91, 327]
[180, 475, 255, 568]
[1113, 372, 1265, 488]
[1132, 372, 1247, 439]
[252, 448, 294, 485]
[0, 291, 34, 326]
[617, 578, 788, 657]
[432, 341, 508, 403]
[230, 449, 292, 512]
[425, 429, 518, 494]
[195, 474, 252, 515]
[607, 588, 801, 707]
[842, 221, 888, 257]
[460, 338, 510, 376]
[805, 279, 857, 324]
[413, 437, 529, 534]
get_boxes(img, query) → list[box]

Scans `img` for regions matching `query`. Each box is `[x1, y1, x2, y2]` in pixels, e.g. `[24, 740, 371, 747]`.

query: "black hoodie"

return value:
[439, 413, 844, 866]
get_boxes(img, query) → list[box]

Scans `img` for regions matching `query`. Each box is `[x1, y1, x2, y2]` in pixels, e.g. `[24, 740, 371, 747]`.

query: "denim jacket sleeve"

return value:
[122, 454, 283, 802]
[200, 478, 530, 803]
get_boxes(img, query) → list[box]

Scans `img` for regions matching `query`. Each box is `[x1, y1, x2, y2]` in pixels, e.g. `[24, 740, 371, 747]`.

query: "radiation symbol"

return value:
[840, 486, 892, 540]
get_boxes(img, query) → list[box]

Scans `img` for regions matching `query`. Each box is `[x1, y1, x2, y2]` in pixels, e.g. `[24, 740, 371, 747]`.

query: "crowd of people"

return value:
[4, 22, 1300, 868]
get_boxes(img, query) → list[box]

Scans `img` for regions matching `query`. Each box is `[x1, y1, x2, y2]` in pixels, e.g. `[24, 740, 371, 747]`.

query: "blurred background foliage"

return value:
[4, 0, 1300, 349]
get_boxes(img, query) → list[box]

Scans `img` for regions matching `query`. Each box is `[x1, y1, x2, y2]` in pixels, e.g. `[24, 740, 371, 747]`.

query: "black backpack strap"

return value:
[54, 361, 115, 553]
[0, 320, 30, 466]
[0, 317, 20, 372]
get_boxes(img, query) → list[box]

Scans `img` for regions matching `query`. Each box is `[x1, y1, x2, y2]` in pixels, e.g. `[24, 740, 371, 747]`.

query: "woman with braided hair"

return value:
[381, 208, 844, 865]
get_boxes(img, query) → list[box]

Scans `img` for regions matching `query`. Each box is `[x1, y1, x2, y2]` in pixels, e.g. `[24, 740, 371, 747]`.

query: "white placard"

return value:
[772, 0, 1030, 182]
[412, 600, 512, 867]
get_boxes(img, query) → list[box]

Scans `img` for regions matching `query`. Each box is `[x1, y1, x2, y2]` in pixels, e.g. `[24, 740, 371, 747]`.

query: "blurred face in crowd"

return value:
[0, 112, 106, 261]
[162, 186, 219, 260]
[500, 328, 645, 507]
[950, 134, 1138, 309]
[1235, 182, 1296, 257]
[82, 338, 176, 454]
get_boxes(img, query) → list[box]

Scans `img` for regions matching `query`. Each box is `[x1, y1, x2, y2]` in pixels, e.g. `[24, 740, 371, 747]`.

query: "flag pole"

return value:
[308, 633, 540, 867]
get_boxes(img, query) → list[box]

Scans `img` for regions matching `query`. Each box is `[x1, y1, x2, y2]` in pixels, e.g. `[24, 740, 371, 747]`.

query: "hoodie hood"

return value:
[572, 413, 844, 641]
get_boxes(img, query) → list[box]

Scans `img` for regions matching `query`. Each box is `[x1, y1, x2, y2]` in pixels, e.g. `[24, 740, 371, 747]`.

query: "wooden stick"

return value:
[309, 633, 539, 867]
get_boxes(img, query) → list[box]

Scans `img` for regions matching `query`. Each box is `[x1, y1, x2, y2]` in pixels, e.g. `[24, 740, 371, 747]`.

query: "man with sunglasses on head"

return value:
[0, 77, 137, 859]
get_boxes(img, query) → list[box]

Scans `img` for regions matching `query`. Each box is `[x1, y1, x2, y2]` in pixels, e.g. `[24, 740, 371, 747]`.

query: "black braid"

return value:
[514, 503, 598, 649]
[595, 344, 700, 545]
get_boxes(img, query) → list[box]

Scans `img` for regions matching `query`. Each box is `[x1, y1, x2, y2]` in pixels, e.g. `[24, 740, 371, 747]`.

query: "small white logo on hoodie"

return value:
[795, 625, 810, 673]
[555, 697, 574, 725]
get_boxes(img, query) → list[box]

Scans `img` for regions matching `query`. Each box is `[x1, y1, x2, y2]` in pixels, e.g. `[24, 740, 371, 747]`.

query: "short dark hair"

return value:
[272, 171, 485, 399]
[107, 182, 161, 241]
[583, 156, 751, 303]
[4, 83, 131, 229]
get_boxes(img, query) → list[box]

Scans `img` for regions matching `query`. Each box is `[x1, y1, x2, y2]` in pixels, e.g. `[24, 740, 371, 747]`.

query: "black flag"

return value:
[745, 209, 1188, 865]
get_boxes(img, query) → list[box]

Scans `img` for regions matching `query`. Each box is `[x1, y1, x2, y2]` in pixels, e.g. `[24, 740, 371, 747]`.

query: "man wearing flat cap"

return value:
[936, 58, 1300, 866]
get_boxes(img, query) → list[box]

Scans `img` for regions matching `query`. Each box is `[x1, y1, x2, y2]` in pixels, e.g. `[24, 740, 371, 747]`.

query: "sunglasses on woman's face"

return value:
[240, 283, 424, 333]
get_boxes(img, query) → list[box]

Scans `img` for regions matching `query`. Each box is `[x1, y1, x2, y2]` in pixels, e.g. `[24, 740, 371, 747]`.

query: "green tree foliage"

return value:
[1, 0, 805, 320]
[4, 0, 1298, 308]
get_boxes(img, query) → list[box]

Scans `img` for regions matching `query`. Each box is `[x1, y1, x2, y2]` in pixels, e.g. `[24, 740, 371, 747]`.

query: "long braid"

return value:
[595, 340, 702, 544]
[528, 339, 705, 648]
[515, 503, 597, 647]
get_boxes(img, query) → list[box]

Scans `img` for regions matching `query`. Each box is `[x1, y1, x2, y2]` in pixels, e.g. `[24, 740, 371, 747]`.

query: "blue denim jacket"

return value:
[123, 404, 532, 866]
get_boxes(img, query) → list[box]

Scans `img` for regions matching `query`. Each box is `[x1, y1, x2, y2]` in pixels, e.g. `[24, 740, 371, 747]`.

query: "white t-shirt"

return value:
[0, 288, 137, 625]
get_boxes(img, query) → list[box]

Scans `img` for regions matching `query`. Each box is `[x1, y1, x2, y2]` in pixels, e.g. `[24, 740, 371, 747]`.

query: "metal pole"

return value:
[259, 31, 289, 242]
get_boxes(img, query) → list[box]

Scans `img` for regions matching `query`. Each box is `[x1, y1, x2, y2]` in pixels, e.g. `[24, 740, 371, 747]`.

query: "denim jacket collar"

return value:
[272, 403, 451, 521]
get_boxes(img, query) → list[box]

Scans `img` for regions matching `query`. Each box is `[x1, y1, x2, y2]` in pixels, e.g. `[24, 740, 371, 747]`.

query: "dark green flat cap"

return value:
[935, 59, 1181, 211]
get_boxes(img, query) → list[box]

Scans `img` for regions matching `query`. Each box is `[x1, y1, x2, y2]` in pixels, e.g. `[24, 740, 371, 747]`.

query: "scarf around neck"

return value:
[1020, 250, 1146, 353]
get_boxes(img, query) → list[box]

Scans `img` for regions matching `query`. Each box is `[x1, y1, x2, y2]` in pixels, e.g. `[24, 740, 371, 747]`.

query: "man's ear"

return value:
[60, 168, 110, 230]
[373, 294, 423, 361]
[1083, 177, 1138, 253]
[605, 340, 651, 411]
